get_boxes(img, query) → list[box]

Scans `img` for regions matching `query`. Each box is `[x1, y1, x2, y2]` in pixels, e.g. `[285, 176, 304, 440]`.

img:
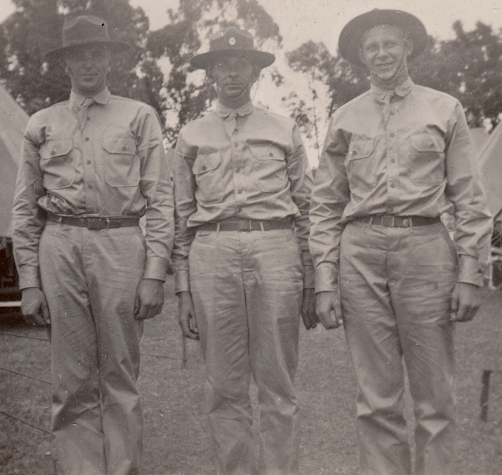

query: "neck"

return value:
[218, 93, 251, 110]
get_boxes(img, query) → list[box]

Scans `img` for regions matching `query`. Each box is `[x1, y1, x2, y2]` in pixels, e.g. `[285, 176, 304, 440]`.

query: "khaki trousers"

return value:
[189, 227, 303, 475]
[39, 223, 146, 475]
[339, 221, 458, 475]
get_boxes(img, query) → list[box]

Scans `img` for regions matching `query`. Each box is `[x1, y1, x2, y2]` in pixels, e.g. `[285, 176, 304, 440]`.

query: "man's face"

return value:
[359, 25, 413, 84]
[210, 54, 258, 102]
[64, 44, 111, 96]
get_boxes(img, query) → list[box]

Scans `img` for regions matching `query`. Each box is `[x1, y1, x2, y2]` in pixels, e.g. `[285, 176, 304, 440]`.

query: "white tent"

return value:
[0, 84, 28, 238]
[478, 122, 502, 218]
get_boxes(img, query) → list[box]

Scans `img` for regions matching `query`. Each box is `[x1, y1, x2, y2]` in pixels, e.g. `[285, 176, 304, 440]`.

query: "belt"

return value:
[198, 219, 292, 232]
[47, 213, 140, 230]
[352, 215, 440, 228]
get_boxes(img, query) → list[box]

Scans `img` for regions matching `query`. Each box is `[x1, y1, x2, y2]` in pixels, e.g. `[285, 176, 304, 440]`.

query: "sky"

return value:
[1, 0, 501, 163]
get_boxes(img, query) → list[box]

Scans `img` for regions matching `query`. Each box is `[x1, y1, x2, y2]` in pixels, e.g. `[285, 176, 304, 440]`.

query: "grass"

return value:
[1, 277, 501, 474]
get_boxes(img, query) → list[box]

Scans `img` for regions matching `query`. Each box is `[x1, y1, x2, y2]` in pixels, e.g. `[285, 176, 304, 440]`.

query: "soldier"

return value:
[309, 9, 492, 475]
[12, 15, 173, 475]
[172, 26, 316, 475]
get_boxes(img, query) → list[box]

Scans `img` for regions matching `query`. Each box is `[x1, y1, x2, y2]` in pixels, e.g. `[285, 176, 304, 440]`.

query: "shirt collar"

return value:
[216, 100, 254, 119]
[69, 88, 111, 106]
[371, 77, 414, 102]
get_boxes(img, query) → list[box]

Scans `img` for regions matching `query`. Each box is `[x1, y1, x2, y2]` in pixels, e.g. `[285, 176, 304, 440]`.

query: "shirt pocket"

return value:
[250, 144, 287, 193]
[103, 136, 140, 187]
[192, 150, 224, 203]
[39, 139, 75, 190]
[346, 138, 376, 192]
[409, 134, 445, 186]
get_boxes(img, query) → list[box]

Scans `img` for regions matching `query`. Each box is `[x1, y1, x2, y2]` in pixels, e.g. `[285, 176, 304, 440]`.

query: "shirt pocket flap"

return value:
[250, 144, 285, 161]
[411, 134, 445, 152]
[40, 139, 73, 159]
[348, 139, 374, 160]
[193, 151, 221, 175]
[103, 137, 136, 155]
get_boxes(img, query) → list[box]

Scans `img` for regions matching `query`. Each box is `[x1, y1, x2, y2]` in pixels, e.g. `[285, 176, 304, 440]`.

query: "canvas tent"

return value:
[0, 83, 28, 238]
[0, 84, 28, 310]
[478, 122, 502, 219]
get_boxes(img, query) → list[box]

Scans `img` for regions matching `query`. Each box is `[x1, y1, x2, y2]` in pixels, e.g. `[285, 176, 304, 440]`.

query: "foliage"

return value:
[146, 0, 282, 142]
[0, 0, 164, 118]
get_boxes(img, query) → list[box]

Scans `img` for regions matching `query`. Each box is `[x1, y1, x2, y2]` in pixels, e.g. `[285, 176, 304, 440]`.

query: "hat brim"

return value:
[190, 49, 275, 70]
[45, 40, 130, 60]
[339, 9, 428, 68]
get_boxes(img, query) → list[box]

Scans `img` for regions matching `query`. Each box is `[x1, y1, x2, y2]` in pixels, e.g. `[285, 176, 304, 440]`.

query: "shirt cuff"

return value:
[143, 256, 169, 282]
[314, 262, 339, 293]
[18, 265, 41, 290]
[301, 250, 315, 288]
[174, 270, 190, 294]
[458, 255, 484, 287]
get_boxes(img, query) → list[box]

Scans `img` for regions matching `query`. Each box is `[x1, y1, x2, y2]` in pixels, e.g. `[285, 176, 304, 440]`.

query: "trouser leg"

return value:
[340, 223, 411, 475]
[390, 223, 457, 475]
[40, 224, 106, 475]
[243, 229, 303, 475]
[87, 227, 146, 475]
[189, 231, 255, 475]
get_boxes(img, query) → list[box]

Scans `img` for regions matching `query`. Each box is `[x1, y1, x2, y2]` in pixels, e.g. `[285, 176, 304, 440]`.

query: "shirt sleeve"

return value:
[286, 125, 315, 288]
[309, 117, 351, 293]
[445, 101, 492, 286]
[171, 130, 197, 293]
[12, 119, 47, 290]
[137, 106, 174, 281]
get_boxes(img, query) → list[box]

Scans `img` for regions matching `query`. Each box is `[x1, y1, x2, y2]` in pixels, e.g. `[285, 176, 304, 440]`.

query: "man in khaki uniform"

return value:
[309, 9, 492, 475]
[172, 26, 316, 475]
[12, 15, 173, 475]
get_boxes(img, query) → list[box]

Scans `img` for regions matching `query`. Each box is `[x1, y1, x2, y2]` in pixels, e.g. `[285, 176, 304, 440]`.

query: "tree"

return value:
[0, 0, 164, 117]
[146, 0, 282, 142]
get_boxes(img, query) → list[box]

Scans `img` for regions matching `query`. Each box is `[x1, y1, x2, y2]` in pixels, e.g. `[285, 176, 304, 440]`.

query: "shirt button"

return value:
[87, 160, 91, 165]
[85, 137, 90, 141]
[122, 146, 127, 151]
[237, 208, 242, 213]
[86, 117, 90, 121]
[88, 184, 93, 189]
[201, 165, 207, 171]
[238, 188, 243, 194]
[234, 143, 239, 148]
[390, 183, 396, 188]
[236, 167, 241, 173]
[390, 133, 395, 138]
[390, 159, 395, 163]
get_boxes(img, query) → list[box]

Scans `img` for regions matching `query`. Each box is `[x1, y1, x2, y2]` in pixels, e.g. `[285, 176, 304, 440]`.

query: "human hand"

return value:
[178, 291, 199, 340]
[134, 279, 164, 320]
[21, 287, 50, 326]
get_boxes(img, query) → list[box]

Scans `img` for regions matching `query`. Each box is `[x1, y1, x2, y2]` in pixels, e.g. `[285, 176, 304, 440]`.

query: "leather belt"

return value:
[47, 213, 140, 230]
[352, 215, 440, 228]
[198, 219, 292, 232]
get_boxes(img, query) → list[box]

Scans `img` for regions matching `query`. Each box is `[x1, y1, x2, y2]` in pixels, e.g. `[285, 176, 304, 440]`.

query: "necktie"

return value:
[76, 97, 94, 130]
[223, 110, 237, 137]
[382, 92, 394, 126]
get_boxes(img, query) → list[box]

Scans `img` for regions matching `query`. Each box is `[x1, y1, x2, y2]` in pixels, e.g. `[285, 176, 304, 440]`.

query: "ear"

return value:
[250, 65, 261, 84]
[205, 68, 216, 85]
[357, 48, 367, 68]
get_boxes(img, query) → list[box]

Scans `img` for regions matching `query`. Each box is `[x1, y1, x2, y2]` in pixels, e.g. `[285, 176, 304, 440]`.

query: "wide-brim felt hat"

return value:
[339, 9, 428, 68]
[45, 15, 130, 60]
[190, 26, 275, 70]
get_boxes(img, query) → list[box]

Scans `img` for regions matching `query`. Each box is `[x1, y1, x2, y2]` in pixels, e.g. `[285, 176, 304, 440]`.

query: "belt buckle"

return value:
[86, 217, 107, 230]
[382, 215, 395, 227]
[238, 220, 252, 232]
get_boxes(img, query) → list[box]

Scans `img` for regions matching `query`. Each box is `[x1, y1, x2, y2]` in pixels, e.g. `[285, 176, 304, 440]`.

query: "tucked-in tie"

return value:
[223, 110, 237, 137]
[75, 97, 94, 129]
[382, 92, 394, 126]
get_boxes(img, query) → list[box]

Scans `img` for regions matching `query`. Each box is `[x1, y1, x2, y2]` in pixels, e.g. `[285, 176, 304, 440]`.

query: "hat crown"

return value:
[209, 26, 256, 54]
[62, 15, 111, 49]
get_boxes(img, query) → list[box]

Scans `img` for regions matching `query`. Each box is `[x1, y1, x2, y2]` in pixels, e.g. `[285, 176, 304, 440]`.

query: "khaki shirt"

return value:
[172, 101, 314, 293]
[310, 78, 492, 291]
[13, 89, 173, 289]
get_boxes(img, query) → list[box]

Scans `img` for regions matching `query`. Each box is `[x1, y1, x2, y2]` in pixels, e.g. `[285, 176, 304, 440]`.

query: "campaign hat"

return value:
[338, 9, 428, 68]
[45, 15, 130, 60]
[190, 26, 275, 70]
